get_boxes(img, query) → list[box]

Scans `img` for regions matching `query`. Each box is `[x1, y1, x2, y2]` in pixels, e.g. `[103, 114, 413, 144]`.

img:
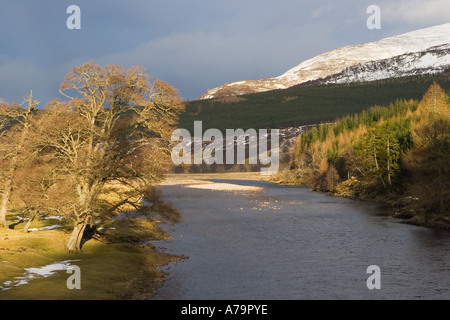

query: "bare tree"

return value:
[0, 92, 39, 227]
[33, 62, 184, 252]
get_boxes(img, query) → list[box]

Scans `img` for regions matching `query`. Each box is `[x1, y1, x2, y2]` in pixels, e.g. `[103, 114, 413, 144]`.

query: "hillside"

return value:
[199, 23, 450, 100]
[179, 70, 450, 132]
[273, 82, 450, 229]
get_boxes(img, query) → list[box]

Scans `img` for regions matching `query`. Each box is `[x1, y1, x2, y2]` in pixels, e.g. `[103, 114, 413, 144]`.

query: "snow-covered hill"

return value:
[297, 43, 450, 87]
[199, 23, 450, 100]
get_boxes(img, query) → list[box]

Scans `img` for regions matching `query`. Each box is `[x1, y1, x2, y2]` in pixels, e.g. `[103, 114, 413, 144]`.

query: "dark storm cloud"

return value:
[0, 0, 448, 104]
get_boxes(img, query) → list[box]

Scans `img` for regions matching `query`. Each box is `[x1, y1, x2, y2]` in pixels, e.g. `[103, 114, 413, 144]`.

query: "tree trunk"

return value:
[437, 158, 443, 214]
[66, 216, 90, 253]
[386, 136, 392, 187]
[373, 151, 387, 190]
[0, 95, 35, 227]
[23, 211, 38, 233]
[0, 180, 12, 227]
[69, 179, 103, 252]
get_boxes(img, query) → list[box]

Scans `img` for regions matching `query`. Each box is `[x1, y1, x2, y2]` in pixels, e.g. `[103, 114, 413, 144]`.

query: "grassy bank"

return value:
[0, 216, 180, 300]
[0, 173, 263, 300]
[332, 182, 450, 231]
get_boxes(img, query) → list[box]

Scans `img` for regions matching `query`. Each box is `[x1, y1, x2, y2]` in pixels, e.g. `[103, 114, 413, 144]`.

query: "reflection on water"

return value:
[151, 180, 450, 300]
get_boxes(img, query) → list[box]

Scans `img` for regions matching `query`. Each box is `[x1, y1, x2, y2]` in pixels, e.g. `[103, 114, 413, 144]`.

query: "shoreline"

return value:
[268, 173, 450, 231]
[150, 172, 449, 300]
[164, 171, 450, 231]
[2, 172, 445, 300]
[0, 217, 179, 300]
[149, 172, 450, 300]
[158, 172, 271, 185]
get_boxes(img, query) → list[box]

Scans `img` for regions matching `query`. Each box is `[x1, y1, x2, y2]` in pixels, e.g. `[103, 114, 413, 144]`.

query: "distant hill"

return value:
[199, 23, 450, 100]
[179, 70, 450, 132]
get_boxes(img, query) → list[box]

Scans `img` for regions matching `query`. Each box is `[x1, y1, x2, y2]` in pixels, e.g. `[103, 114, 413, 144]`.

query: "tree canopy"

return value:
[285, 82, 449, 222]
[0, 62, 185, 252]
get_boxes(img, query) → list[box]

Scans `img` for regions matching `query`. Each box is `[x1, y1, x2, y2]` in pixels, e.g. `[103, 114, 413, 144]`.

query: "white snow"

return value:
[41, 216, 64, 220]
[328, 44, 450, 85]
[0, 260, 81, 291]
[28, 224, 64, 232]
[278, 23, 450, 80]
[228, 81, 247, 86]
[97, 226, 116, 230]
[200, 23, 450, 99]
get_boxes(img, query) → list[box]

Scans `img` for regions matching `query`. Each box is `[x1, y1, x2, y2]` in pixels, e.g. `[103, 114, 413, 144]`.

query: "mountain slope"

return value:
[182, 70, 450, 132]
[199, 23, 450, 100]
[296, 43, 450, 87]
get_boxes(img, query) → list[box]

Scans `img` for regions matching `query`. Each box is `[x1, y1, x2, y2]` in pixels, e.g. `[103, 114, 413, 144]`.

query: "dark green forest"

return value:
[180, 71, 450, 132]
[274, 82, 449, 229]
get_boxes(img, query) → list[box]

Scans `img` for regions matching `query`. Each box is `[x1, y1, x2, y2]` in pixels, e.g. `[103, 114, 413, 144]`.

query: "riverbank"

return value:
[162, 172, 450, 231]
[151, 174, 450, 299]
[332, 179, 450, 231]
[158, 172, 270, 185]
[0, 217, 180, 300]
[0, 172, 268, 300]
[270, 171, 450, 231]
[4, 171, 445, 300]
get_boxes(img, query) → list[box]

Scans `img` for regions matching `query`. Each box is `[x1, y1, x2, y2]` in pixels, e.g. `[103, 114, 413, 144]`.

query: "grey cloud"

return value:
[98, 22, 344, 100]
[0, 1, 447, 103]
[381, 0, 450, 25]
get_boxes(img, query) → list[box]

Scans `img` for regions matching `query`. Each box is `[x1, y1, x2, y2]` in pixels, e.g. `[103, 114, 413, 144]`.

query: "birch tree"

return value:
[34, 62, 184, 252]
[0, 92, 39, 226]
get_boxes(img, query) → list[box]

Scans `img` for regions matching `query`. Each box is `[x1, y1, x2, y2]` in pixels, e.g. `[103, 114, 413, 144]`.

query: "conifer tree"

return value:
[356, 121, 400, 192]
[403, 83, 450, 215]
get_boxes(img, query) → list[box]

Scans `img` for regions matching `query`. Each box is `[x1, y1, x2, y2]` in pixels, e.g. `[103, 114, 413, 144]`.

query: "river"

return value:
[150, 178, 450, 300]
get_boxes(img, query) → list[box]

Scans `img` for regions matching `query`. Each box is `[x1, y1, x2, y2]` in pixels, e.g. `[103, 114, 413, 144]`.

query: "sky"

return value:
[0, 0, 449, 104]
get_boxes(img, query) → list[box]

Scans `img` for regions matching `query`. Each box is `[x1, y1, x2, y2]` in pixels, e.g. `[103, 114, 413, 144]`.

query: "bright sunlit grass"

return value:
[0, 214, 179, 300]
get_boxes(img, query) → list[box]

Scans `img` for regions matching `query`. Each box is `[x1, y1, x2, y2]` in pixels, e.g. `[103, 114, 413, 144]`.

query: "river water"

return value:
[150, 179, 450, 300]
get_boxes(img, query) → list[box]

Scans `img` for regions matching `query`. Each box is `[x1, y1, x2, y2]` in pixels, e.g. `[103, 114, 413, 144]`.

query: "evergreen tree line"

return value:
[280, 83, 449, 225]
[181, 71, 450, 132]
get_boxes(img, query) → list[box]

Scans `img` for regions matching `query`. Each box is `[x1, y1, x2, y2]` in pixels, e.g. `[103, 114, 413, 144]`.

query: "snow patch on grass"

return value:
[0, 260, 81, 291]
